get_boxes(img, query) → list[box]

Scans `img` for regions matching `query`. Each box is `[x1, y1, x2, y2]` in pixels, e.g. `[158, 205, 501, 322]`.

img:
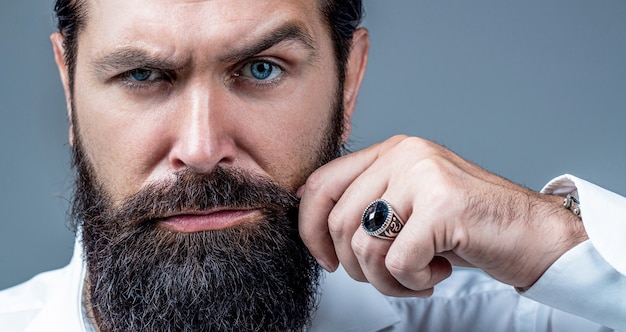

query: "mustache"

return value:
[104, 167, 300, 227]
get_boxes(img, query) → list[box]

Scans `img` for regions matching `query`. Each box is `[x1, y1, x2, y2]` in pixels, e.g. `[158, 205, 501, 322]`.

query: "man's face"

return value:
[71, 0, 341, 207]
[51, 0, 368, 330]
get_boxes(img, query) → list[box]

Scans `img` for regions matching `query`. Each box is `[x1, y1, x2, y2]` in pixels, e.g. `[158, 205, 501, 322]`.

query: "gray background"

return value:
[1, 1, 625, 290]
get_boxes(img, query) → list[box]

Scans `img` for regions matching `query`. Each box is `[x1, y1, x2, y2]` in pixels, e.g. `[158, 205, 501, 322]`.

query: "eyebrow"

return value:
[90, 22, 319, 76]
[218, 22, 319, 63]
[91, 49, 179, 77]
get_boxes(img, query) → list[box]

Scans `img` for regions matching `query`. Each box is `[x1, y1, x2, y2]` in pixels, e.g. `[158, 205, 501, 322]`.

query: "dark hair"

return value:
[318, 0, 364, 85]
[53, 0, 87, 94]
[53, 0, 364, 91]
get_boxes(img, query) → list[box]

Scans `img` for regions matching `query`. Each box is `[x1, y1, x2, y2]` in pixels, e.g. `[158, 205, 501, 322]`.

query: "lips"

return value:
[159, 209, 262, 232]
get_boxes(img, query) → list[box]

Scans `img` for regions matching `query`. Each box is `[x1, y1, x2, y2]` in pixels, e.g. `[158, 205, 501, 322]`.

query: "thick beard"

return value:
[70, 91, 345, 331]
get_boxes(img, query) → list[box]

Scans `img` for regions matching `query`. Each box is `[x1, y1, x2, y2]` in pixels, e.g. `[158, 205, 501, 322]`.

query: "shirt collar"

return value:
[24, 238, 87, 332]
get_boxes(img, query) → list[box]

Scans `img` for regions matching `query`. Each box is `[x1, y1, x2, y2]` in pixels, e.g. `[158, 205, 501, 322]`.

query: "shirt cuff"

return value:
[541, 174, 626, 276]
[520, 240, 626, 331]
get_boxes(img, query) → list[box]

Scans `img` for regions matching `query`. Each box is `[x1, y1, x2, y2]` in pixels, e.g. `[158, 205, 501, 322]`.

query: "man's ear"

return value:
[341, 27, 370, 143]
[50, 32, 75, 147]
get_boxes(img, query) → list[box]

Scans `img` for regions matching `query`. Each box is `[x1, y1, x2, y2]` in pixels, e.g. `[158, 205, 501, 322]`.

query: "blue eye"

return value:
[241, 60, 282, 81]
[125, 68, 162, 82]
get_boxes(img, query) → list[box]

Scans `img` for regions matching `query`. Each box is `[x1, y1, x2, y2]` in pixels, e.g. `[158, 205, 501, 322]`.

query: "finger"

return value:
[298, 146, 380, 271]
[388, 254, 452, 291]
[334, 166, 418, 283]
[353, 189, 447, 294]
[385, 214, 453, 291]
[352, 228, 434, 297]
[325, 166, 392, 280]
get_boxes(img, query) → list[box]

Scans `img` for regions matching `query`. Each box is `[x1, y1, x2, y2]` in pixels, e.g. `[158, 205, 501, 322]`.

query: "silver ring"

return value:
[361, 199, 405, 240]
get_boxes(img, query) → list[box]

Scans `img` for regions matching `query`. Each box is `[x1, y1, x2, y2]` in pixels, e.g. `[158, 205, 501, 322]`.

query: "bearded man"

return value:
[1, 0, 625, 331]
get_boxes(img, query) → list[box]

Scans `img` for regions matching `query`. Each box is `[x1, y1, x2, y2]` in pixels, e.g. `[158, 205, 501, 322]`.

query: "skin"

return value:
[51, 0, 587, 305]
[299, 136, 589, 294]
[51, 0, 369, 231]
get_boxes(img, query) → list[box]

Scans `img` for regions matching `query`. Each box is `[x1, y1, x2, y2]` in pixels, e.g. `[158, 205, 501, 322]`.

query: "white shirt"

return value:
[1, 175, 624, 331]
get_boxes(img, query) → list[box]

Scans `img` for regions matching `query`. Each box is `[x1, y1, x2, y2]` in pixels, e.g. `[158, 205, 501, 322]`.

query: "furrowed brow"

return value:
[219, 22, 319, 63]
[91, 49, 178, 76]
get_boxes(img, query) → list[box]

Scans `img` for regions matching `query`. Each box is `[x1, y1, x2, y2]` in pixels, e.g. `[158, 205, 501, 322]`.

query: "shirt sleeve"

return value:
[520, 174, 626, 331]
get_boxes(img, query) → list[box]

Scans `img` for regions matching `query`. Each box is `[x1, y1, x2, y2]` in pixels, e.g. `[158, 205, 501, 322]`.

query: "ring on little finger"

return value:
[361, 199, 405, 240]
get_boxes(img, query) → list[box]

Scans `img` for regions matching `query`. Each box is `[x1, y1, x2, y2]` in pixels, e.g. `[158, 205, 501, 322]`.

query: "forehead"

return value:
[80, 0, 328, 61]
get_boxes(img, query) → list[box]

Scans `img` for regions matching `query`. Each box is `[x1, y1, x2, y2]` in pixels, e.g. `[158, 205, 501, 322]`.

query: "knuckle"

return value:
[387, 134, 410, 145]
[412, 156, 462, 194]
[303, 169, 327, 194]
[349, 238, 380, 283]
[385, 252, 411, 277]
[414, 154, 449, 174]
[350, 235, 369, 258]
[394, 136, 434, 155]
[327, 208, 347, 238]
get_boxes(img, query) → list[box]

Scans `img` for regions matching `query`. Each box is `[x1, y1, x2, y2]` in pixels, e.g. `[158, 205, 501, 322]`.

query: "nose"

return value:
[168, 83, 237, 174]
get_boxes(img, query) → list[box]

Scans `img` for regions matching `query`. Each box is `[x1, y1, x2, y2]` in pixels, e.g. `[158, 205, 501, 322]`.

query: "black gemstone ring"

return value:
[361, 199, 405, 240]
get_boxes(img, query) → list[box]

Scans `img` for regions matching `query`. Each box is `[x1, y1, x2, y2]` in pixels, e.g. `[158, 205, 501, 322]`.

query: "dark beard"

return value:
[69, 93, 345, 331]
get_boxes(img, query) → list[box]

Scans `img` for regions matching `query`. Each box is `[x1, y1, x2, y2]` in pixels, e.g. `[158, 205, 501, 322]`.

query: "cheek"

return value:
[238, 89, 337, 190]
[72, 85, 169, 200]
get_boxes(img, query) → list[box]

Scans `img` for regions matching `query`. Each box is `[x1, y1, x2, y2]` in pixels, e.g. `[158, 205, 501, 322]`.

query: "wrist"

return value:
[522, 193, 588, 287]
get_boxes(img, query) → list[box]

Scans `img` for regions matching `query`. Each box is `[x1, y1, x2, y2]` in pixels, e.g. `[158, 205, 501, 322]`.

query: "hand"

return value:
[298, 135, 587, 297]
